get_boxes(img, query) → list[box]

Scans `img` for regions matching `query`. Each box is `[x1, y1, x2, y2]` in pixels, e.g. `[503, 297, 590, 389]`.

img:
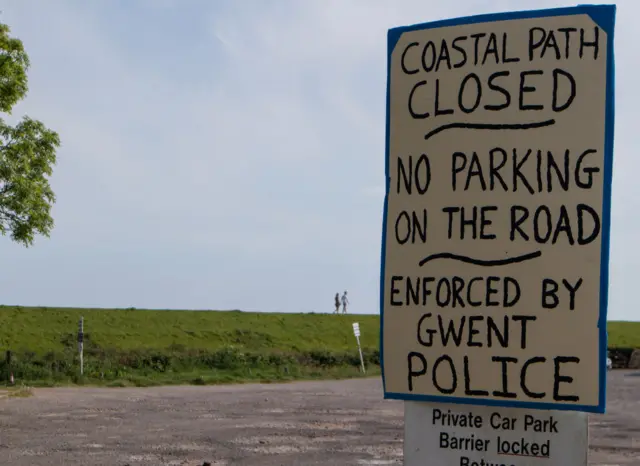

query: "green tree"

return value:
[0, 22, 60, 247]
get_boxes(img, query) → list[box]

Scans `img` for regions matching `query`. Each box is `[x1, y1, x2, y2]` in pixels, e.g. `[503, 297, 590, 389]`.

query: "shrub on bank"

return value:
[0, 344, 380, 386]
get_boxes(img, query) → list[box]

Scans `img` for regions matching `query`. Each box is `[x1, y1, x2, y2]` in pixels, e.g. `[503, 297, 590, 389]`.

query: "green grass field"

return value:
[0, 306, 636, 353]
[0, 306, 380, 353]
[607, 320, 640, 348]
[0, 306, 636, 387]
[0, 306, 382, 387]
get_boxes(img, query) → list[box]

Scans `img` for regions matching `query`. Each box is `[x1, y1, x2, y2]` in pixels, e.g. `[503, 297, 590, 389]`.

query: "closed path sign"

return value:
[380, 5, 615, 413]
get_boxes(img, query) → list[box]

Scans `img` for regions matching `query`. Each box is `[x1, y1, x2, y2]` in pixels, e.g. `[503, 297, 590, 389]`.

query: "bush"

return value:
[0, 343, 381, 386]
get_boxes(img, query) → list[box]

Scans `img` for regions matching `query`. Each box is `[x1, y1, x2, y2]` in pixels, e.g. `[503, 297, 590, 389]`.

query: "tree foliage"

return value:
[0, 22, 59, 246]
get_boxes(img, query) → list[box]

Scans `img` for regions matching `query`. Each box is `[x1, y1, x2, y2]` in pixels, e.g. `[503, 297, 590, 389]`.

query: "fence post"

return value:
[78, 317, 84, 376]
[5, 350, 11, 384]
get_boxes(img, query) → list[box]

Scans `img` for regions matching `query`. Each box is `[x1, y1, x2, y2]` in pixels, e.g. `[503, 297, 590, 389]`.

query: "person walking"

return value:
[341, 291, 350, 314]
[334, 292, 341, 314]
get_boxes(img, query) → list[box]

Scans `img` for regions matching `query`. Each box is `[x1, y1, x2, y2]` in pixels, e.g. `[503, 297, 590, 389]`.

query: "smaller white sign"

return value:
[352, 322, 360, 337]
[405, 401, 588, 466]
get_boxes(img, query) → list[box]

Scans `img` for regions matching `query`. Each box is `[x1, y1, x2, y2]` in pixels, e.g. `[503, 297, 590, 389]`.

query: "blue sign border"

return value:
[380, 4, 616, 414]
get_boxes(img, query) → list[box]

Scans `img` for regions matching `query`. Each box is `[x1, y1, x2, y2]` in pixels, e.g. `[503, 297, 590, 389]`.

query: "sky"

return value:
[0, 0, 636, 321]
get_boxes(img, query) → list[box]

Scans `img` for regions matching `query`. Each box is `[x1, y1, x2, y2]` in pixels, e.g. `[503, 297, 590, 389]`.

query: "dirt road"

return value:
[0, 371, 638, 465]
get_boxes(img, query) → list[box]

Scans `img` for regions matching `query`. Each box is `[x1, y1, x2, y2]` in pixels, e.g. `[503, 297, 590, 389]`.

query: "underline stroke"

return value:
[424, 119, 556, 141]
[418, 251, 542, 267]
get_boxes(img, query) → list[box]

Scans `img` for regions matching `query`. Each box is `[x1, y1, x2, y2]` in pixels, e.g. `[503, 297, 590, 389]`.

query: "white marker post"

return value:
[78, 317, 84, 376]
[352, 322, 366, 374]
[380, 5, 616, 465]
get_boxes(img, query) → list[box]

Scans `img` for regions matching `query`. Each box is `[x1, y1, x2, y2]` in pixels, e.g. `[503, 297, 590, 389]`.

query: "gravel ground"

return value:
[0, 371, 637, 465]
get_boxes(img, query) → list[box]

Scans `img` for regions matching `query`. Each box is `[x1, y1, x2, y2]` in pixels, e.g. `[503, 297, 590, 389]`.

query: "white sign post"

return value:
[381, 5, 616, 465]
[352, 322, 366, 374]
[78, 316, 84, 376]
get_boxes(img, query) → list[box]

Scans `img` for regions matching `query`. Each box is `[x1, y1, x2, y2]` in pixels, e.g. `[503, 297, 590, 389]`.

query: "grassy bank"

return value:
[0, 306, 380, 387]
[0, 306, 380, 353]
[607, 321, 640, 348]
[0, 306, 636, 387]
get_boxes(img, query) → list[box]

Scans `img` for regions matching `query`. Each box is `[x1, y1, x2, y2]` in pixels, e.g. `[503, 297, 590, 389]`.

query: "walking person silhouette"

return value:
[341, 291, 349, 314]
[334, 292, 341, 314]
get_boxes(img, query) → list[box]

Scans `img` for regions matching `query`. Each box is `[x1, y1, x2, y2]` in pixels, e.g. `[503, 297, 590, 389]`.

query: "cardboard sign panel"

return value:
[380, 5, 615, 413]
